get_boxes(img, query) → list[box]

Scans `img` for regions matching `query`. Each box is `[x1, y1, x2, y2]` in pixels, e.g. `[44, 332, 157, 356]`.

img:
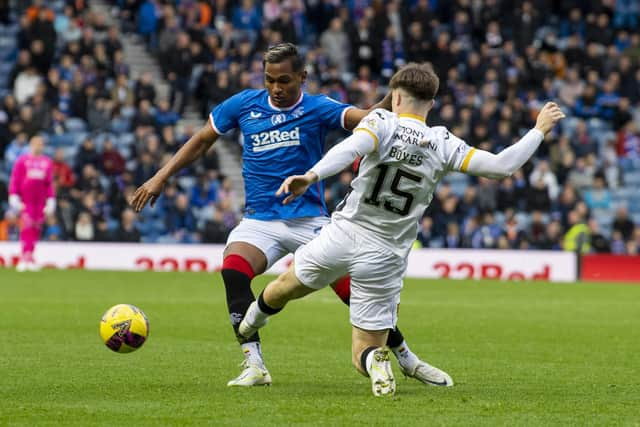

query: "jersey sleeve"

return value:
[8, 156, 24, 195]
[317, 95, 353, 130]
[438, 127, 476, 172]
[209, 91, 245, 135]
[352, 109, 391, 152]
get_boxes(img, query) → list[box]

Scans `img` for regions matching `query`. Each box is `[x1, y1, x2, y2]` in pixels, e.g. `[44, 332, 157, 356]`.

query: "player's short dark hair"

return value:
[263, 43, 304, 72]
[389, 63, 439, 101]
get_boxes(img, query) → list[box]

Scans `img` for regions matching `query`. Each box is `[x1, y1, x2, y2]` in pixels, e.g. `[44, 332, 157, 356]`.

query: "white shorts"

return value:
[294, 220, 406, 331]
[226, 217, 330, 269]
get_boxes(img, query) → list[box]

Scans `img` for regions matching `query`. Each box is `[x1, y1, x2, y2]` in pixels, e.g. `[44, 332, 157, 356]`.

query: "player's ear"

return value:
[393, 90, 401, 107]
[299, 69, 307, 85]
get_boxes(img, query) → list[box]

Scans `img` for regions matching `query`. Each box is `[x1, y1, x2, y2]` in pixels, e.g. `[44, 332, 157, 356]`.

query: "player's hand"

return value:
[534, 102, 566, 136]
[130, 175, 165, 212]
[8, 194, 23, 213]
[276, 172, 318, 205]
[43, 198, 56, 217]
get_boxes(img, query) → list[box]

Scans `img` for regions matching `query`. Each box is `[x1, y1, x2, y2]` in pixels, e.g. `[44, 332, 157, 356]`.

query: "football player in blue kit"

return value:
[131, 43, 449, 387]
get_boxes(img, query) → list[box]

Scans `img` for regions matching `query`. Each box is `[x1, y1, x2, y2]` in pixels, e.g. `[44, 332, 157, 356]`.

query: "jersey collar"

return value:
[398, 113, 426, 123]
[268, 91, 304, 111]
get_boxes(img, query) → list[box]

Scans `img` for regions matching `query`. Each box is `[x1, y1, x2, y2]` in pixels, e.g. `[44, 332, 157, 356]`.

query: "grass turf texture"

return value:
[1, 270, 639, 426]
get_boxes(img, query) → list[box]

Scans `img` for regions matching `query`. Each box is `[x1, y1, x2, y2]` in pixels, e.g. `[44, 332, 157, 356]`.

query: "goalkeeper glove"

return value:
[44, 197, 56, 216]
[9, 194, 23, 213]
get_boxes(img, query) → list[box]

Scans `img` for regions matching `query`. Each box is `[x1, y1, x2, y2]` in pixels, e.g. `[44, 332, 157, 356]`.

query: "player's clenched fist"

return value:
[130, 175, 165, 212]
[276, 171, 319, 205]
[534, 102, 566, 136]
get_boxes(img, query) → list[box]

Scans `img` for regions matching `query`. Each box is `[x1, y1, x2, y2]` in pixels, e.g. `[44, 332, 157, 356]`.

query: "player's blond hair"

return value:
[389, 63, 439, 101]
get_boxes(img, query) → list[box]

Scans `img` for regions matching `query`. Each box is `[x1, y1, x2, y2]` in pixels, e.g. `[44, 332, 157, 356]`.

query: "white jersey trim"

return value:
[208, 114, 223, 135]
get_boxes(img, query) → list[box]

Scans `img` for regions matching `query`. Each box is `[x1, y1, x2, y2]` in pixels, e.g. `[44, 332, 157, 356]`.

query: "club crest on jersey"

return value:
[365, 118, 378, 129]
[291, 106, 304, 118]
[271, 113, 286, 125]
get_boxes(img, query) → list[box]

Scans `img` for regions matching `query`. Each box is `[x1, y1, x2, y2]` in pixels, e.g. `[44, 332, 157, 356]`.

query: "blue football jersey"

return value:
[210, 89, 352, 220]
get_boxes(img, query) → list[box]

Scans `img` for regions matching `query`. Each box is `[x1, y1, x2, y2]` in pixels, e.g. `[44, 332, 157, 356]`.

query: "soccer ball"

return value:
[100, 304, 149, 353]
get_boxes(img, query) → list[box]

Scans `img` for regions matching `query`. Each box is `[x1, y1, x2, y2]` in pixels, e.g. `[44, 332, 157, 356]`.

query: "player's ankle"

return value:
[391, 340, 420, 372]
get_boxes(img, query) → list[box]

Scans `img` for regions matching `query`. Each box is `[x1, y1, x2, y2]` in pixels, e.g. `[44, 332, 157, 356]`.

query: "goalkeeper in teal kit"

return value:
[131, 43, 452, 387]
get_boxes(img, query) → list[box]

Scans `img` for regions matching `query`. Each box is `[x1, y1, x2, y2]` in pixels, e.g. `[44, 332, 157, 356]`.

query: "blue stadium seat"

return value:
[66, 118, 88, 133]
[623, 171, 640, 186]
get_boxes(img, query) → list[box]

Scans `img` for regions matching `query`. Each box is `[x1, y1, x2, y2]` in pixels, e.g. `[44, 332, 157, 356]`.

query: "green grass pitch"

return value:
[1, 270, 639, 426]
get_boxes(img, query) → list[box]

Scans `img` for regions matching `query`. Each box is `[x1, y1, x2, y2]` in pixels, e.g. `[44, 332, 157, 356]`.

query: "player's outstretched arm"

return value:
[343, 92, 392, 130]
[130, 124, 219, 212]
[463, 102, 565, 179]
[276, 130, 377, 204]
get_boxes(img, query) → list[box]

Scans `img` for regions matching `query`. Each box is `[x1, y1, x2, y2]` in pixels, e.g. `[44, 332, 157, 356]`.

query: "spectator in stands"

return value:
[190, 173, 218, 209]
[73, 137, 100, 176]
[165, 32, 193, 114]
[527, 178, 552, 212]
[114, 209, 141, 243]
[52, 148, 75, 191]
[100, 139, 126, 177]
[137, 0, 158, 49]
[610, 230, 627, 254]
[9, 50, 32, 91]
[134, 71, 156, 106]
[612, 206, 635, 241]
[588, 219, 610, 253]
[444, 222, 462, 249]
[93, 218, 112, 242]
[4, 132, 29, 170]
[165, 193, 198, 243]
[0, 210, 20, 241]
[563, 210, 590, 253]
[530, 160, 559, 201]
[87, 97, 111, 132]
[567, 156, 595, 191]
[320, 18, 350, 74]
[155, 99, 179, 129]
[232, 0, 261, 34]
[583, 174, 611, 211]
[416, 216, 434, 248]
[42, 215, 63, 241]
[74, 211, 94, 241]
[14, 65, 41, 104]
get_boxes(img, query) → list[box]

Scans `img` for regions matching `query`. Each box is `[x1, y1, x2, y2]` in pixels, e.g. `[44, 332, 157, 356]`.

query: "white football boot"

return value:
[369, 348, 395, 397]
[400, 359, 454, 387]
[26, 261, 41, 272]
[227, 359, 272, 387]
[15, 261, 28, 272]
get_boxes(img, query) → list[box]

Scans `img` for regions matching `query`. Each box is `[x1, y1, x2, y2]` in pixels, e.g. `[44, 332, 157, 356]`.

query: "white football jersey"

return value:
[332, 109, 475, 257]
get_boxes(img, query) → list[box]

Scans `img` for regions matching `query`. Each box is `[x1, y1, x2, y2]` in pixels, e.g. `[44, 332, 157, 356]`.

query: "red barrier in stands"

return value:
[581, 255, 640, 283]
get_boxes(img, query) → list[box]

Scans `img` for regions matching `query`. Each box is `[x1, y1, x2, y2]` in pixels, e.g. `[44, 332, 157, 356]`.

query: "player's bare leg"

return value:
[223, 242, 272, 386]
[352, 326, 395, 396]
[330, 277, 452, 387]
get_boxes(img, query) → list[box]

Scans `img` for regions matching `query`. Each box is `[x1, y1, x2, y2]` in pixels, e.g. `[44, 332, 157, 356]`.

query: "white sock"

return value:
[241, 341, 264, 366]
[391, 340, 420, 372]
[245, 300, 271, 326]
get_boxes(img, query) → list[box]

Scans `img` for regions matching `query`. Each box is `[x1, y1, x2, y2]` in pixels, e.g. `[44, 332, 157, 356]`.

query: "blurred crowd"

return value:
[2, 0, 640, 254]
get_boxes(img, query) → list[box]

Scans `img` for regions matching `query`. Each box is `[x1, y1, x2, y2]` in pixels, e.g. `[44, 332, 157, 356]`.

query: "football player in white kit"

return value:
[238, 63, 565, 396]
